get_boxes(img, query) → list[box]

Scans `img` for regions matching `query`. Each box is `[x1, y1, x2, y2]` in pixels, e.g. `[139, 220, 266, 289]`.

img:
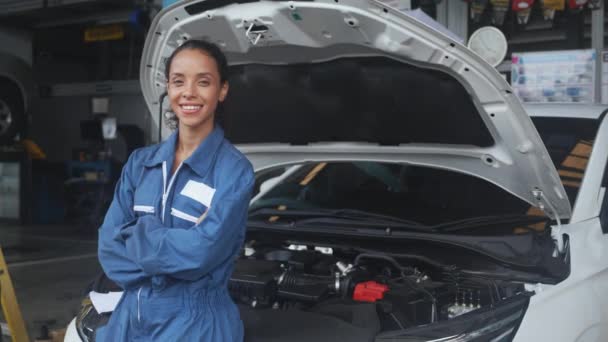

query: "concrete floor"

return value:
[1, 223, 102, 340]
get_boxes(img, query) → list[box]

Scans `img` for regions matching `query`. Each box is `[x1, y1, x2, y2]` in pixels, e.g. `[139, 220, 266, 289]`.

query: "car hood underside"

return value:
[141, 0, 571, 219]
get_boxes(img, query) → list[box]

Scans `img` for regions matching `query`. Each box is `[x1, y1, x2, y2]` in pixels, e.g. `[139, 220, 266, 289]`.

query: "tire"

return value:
[0, 81, 26, 145]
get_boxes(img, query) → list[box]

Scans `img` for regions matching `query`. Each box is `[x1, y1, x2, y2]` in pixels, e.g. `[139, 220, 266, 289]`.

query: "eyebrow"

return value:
[170, 72, 214, 78]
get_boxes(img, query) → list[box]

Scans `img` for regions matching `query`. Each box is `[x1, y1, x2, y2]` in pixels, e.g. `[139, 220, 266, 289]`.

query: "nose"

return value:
[182, 81, 197, 98]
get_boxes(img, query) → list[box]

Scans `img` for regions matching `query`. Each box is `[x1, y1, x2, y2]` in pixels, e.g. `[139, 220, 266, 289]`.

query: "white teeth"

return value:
[181, 105, 201, 111]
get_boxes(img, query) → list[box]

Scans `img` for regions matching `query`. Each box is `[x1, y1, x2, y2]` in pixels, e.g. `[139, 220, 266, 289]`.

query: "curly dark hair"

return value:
[163, 39, 229, 129]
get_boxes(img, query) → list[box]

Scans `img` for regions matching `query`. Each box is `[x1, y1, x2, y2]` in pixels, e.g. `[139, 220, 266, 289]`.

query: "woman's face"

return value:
[167, 48, 228, 131]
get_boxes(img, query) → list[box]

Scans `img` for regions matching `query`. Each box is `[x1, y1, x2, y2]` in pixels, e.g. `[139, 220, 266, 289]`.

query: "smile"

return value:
[180, 105, 203, 113]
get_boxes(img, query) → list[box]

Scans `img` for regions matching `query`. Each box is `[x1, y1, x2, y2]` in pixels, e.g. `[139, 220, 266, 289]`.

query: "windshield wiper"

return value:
[431, 214, 549, 233]
[248, 207, 429, 231]
[248, 209, 548, 234]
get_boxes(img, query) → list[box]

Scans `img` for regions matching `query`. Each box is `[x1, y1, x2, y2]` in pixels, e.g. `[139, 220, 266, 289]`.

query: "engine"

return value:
[228, 246, 522, 335]
[229, 253, 378, 308]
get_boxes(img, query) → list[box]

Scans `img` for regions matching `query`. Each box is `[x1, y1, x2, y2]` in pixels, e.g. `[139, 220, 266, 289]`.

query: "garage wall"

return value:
[0, 26, 33, 66]
[29, 93, 152, 163]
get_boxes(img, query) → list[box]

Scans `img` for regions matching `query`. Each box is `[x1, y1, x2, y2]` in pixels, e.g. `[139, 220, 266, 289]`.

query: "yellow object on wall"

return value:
[21, 139, 46, 159]
[541, 0, 565, 19]
[84, 24, 125, 42]
[542, 0, 565, 9]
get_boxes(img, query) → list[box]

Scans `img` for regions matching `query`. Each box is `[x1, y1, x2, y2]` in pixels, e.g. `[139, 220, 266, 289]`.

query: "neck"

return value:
[176, 120, 214, 159]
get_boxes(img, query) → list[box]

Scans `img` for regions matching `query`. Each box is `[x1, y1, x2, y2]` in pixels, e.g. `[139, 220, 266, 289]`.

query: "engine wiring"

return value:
[353, 253, 438, 323]
[443, 268, 502, 304]
[231, 241, 528, 333]
[390, 312, 405, 330]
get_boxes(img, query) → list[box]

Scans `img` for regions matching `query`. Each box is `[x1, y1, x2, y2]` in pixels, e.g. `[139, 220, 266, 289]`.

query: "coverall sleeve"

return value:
[98, 152, 148, 290]
[121, 163, 254, 281]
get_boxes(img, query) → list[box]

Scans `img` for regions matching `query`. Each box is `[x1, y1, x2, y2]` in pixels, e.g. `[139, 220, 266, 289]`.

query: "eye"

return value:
[171, 79, 183, 86]
[199, 79, 211, 86]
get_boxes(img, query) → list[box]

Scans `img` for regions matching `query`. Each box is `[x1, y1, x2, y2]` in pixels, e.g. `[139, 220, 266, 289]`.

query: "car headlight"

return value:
[375, 294, 529, 342]
[75, 296, 110, 342]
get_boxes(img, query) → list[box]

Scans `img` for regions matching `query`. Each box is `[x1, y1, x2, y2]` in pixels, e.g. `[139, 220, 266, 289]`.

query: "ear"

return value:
[219, 81, 229, 102]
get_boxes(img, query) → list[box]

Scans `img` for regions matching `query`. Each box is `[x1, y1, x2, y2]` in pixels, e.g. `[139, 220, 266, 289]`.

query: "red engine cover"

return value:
[353, 281, 389, 303]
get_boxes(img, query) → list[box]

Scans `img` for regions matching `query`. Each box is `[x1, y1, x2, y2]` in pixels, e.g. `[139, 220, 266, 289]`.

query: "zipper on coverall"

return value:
[137, 161, 183, 323]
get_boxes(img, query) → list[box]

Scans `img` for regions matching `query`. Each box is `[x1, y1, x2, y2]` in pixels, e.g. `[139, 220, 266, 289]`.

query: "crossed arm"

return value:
[98, 153, 254, 289]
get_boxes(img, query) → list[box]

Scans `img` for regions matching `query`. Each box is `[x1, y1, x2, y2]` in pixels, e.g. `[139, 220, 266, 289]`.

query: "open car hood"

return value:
[140, 0, 571, 220]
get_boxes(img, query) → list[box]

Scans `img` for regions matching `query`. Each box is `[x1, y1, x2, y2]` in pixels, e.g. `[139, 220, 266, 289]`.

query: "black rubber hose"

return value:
[158, 92, 168, 142]
[354, 253, 407, 277]
[355, 253, 438, 322]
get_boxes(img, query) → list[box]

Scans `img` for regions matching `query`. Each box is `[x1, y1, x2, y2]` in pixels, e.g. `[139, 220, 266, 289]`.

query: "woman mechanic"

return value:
[97, 40, 254, 341]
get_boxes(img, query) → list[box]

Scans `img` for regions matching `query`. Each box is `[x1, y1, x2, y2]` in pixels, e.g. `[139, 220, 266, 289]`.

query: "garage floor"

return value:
[1, 223, 101, 340]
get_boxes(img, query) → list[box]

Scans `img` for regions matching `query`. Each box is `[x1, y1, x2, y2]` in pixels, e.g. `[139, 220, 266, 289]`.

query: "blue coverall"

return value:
[97, 126, 254, 341]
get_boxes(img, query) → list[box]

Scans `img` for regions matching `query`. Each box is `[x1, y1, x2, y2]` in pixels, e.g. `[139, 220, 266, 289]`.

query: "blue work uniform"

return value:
[97, 126, 254, 341]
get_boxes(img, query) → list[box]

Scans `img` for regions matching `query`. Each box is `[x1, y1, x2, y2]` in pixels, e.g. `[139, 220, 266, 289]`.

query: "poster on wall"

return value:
[511, 49, 595, 103]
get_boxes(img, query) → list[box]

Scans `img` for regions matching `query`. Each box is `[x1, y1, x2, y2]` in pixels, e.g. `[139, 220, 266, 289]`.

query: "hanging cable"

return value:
[158, 92, 167, 143]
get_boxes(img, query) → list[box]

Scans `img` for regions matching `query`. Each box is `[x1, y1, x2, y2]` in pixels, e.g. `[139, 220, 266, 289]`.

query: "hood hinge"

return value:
[532, 188, 564, 253]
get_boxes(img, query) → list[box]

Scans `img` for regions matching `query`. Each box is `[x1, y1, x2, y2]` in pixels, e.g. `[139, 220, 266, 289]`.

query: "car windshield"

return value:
[249, 117, 599, 229]
[531, 116, 600, 207]
[250, 161, 535, 227]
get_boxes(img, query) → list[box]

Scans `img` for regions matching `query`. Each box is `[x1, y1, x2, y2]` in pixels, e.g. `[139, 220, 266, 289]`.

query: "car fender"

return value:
[575, 323, 608, 342]
[64, 318, 82, 342]
[514, 219, 608, 341]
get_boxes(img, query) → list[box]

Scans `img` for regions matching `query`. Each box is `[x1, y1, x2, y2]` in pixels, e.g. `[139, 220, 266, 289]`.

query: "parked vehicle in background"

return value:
[0, 27, 33, 145]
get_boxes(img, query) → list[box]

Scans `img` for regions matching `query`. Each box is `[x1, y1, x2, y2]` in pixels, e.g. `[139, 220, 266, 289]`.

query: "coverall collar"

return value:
[144, 125, 225, 178]
[183, 125, 225, 177]
[144, 130, 178, 168]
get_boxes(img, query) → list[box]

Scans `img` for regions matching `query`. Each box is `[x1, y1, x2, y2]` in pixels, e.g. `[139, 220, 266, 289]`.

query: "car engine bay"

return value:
[229, 242, 528, 342]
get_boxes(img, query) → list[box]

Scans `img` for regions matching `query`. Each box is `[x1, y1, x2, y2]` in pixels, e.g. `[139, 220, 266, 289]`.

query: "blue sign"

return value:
[162, 0, 181, 8]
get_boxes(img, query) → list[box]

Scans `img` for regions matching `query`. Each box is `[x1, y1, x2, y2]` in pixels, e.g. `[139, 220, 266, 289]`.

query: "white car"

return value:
[66, 0, 608, 341]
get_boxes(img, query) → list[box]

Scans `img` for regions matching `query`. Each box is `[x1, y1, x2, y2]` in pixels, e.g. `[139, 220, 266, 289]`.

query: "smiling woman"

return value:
[95, 40, 254, 342]
[164, 40, 229, 132]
